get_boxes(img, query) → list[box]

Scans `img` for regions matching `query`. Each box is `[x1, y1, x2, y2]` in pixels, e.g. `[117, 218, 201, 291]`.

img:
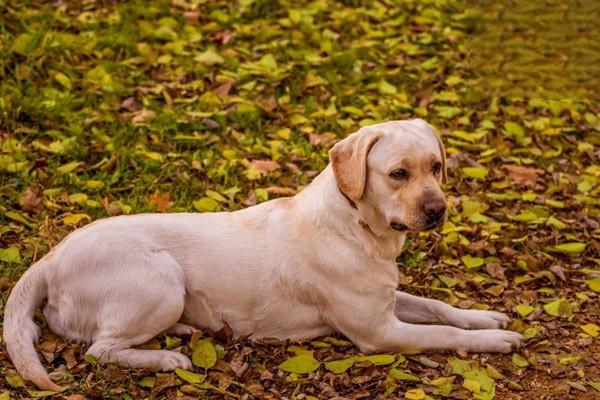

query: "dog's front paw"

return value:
[449, 309, 510, 330]
[464, 329, 523, 353]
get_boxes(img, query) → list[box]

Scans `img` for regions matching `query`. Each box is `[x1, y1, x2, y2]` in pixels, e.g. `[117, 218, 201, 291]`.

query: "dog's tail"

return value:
[3, 259, 61, 391]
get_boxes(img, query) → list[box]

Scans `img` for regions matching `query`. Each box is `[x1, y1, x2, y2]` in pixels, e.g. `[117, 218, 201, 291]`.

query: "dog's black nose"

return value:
[422, 198, 446, 221]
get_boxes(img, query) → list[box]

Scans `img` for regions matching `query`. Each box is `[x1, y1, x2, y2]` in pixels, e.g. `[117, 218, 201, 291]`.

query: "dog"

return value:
[4, 119, 523, 390]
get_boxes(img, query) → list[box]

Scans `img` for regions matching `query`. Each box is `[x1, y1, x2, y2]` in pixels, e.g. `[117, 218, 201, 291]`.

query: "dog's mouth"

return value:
[390, 221, 441, 232]
[390, 222, 408, 231]
[423, 222, 439, 230]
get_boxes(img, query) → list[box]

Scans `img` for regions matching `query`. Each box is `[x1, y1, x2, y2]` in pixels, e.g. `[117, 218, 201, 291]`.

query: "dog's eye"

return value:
[432, 161, 442, 175]
[390, 168, 409, 180]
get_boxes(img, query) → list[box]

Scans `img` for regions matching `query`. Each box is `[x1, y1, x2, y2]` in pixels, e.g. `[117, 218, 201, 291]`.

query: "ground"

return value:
[0, 0, 599, 399]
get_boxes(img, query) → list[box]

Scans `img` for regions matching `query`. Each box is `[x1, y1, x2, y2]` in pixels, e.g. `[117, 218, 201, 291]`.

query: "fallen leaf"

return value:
[324, 357, 356, 374]
[404, 388, 425, 399]
[0, 247, 21, 263]
[580, 323, 599, 337]
[62, 213, 91, 225]
[19, 187, 44, 214]
[356, 354, 396, 365]
[586, 277, 600, 292]
[175, 368, 204, 384]
[278, 353, 320, 374]
[515, 304, 535, 317]
[131, 109, 156, 125]
[461, 255, 484, 269]
[389, 369, 420, 382]
[546, 242, 586, 255]
[501, 165, 544, 186]
[512, 353, 529, 368]
[247, 159, 280, 174]
[149, 193, 173, 212]
[5, 370, 25, 388]
[193, 197, 220, 212]
[192, 339, 217, 369]
[543, 298, 573, 317]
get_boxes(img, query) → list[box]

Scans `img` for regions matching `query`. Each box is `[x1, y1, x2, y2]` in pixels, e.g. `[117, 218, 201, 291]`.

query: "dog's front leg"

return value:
[394, 291, 510, 329]
[337, 312, 522, 354]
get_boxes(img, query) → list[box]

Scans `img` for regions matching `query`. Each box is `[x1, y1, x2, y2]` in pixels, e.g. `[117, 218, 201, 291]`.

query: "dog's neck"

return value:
[295, 165, 406, 261]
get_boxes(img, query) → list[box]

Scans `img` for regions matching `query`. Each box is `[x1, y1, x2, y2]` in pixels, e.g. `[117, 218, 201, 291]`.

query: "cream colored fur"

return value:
[3, 119, 522, 390]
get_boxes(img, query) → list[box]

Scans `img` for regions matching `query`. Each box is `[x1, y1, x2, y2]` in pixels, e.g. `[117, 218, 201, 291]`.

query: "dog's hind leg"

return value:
[85, 249, 192, 371]
[87, 338, 192, 371]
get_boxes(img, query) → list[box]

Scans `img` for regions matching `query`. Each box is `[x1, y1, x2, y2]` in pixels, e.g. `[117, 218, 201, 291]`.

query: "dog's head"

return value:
[330, 119, 447, 236]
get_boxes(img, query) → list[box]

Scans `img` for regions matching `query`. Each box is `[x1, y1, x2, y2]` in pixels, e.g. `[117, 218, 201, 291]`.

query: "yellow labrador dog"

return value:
[4, 119, 522, 390]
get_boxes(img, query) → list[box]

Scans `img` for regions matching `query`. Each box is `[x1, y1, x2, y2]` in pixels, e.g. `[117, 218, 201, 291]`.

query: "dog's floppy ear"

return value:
[329, 128, 383, 201]
[434, 132, 447, 183]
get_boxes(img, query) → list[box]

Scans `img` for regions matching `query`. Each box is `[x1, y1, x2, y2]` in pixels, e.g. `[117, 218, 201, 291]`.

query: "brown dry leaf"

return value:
[485, 263, 506, 280]
[501, 164, 544, 186]
[38, 338, 59, 363]
[255, 94, 278, 112]
[242, 190, 256, 207]
[101, 197, 122, 216]
[549, 265, 567, 281]
[19, 187, 44, 214]
[149, 192, 173, 212]
[183, 10, 200, 21]
[152, 374, 178, 396]
[62, 346, 78, 369]
[131, 109, 156, 125]
[230, 353, 249, 377]
[246, 383, 268, 397]
[121, 97, 141, 112]
[308, 132, 336, 146]
[214, 321, 234, 342]
[213, 80, 234, 99]
[213, 30, 235, 45]
[265, 186, 296, 196]
[247, 159, 280, 174]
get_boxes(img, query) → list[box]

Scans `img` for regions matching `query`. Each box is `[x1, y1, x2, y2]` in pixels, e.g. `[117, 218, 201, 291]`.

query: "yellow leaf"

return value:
[69, 193, 88, 204]
[175, 368, 203, 384]
[515, 304, 534, 317]
[193, 197, 220, 212]
[324, 358, 356, 374]
[62, 213, 91, 225]
[191, 339, 217, 369]
[404, 388, 425, 400]
[0, 247, 21, 263]
[389, 368, 420, 382]
[586, 277, 600, 293]
[356, 354, 396, 365]
[5, 370, 25, 388]
[547, 242, 586, 255]
[462, 167, 488, 180]
[139, 376, 155, 388]
[543, 298, 572, 317]
[461, 255, 484, 269]
[463, 378, 481, 394]
[512, 353, 529, 368]
[581, 323, 599, 337]
[278, 353, 320, 374]
[54, 72, 72, 89]
[85, 180, 104, 190]
[559, 355, 581, 365]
